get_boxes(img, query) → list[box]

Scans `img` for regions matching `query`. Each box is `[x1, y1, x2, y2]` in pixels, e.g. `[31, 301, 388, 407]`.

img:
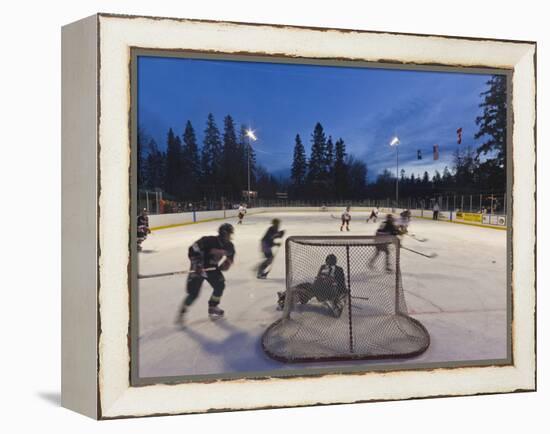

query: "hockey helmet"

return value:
[218, 223, 234, 238]
[272, 218, 281, 227]
[325, 254, 337, 266]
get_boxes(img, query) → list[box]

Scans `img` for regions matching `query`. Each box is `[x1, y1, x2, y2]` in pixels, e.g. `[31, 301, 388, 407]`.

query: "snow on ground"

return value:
[137, 210, 507, 379]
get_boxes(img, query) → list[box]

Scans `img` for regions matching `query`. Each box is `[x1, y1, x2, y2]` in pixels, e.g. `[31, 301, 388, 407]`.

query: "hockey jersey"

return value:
[188, 236, 235, 268]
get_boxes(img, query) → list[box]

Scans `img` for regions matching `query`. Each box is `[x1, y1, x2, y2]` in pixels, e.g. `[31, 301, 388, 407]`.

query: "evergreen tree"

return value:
[137, 127, 149, 189]
[290, 134, 307, 197]
[325, 135, 334, 175]
[202, 114, 222, 197]
[422, 171, 430, 185]
[432, 170, 442, 186]
[474, 75, 507, 192]
[174, 135, 185, 198]
[307, 122, 327, 181]
[475, 75, 507, 168]
[399, 169, 407, 197]
[373, 169, 394, 199]
[421, 171, 431, 196]
[164, 128, 182, 198]
[334, 138, 348, 199]
[182, 120, 201, 200]
[144, 139, 164, 191]
[346, 155, 367, 199]
[221, 115, 240, 199]
[255, 165, 280, 199]
[453, 146, 479, 191]
[442, 166, 453, 189]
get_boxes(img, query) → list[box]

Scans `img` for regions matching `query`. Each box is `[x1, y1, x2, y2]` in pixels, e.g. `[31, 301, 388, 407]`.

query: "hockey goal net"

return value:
[262, 236, 430, 362]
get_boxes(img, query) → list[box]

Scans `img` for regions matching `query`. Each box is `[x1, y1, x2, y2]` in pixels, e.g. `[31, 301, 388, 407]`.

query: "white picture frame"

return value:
[61, 13, 536, 419]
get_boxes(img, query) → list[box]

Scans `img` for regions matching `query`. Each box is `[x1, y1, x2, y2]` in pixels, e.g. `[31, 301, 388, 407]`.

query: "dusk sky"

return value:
[138, 55, 496, 181]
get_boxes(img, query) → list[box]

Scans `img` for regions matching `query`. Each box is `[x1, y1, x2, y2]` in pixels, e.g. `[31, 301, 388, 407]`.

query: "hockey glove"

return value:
[219, 258, 233, 271]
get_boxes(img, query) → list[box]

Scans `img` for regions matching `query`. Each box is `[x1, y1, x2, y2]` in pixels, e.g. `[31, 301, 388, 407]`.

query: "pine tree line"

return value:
[290, 122, 367, 200]
[138, 114, 257, 202]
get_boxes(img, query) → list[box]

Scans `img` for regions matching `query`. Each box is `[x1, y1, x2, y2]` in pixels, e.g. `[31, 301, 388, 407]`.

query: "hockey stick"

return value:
[351, 295, 370, 301]
[405, 233, 428, 243]
[330, 214, 341, 220]
[138, 267, 217, 279]
[401, 245, 437, 259]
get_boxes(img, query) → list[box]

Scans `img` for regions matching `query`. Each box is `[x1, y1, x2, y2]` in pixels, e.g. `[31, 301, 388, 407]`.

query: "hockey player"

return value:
[433, 202, 440, 220]
[137, 208, 151, 251]
[340, 206, 351, 231]
[257, 218, 285, 279]
[176, 223, 235, 324]
[237, 203, 247, 224]
[398, 209, 412, 233]
[366, 207, 379, 223]
[277, 254, 347, 317]
[368, 214, 402, 272]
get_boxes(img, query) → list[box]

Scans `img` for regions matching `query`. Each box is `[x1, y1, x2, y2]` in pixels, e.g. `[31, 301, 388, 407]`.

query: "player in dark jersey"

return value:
[176, 223, 235, 324]
[137, 208, 151, 251]
[257, 218, 285, 279]
[369, 214, 402, 272]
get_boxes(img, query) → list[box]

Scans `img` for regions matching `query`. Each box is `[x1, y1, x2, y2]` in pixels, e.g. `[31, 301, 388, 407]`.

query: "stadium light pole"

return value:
[390, 136, 400, 208]
[245, 129, 257, 202]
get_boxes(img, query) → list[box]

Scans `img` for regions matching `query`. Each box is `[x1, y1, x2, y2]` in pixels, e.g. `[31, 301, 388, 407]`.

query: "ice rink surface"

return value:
[137, 211, 508, 379]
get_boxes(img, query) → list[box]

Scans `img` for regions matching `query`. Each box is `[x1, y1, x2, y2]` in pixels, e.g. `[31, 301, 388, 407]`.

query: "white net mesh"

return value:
[262, 236, 430, 362]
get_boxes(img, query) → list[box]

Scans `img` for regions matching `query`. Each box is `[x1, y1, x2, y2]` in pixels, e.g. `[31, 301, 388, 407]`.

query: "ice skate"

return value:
[175, 309, 186, 327]
[323, 299, 343, 318]
[208, 305, 225, 319]
[331, 295, 346, 318]
[277, 291, 286, 310]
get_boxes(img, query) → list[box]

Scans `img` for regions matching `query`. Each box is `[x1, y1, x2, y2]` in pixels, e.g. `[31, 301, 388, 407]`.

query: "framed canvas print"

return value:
[61, 13, 536, 419]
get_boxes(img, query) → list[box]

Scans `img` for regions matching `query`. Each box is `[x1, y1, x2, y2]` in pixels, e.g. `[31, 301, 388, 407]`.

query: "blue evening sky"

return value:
[138, 55, 494, 181]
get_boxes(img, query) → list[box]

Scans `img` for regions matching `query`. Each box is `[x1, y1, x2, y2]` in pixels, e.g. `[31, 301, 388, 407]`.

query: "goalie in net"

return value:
[263, 236, 430, 363]
[277, 253, 347, 317]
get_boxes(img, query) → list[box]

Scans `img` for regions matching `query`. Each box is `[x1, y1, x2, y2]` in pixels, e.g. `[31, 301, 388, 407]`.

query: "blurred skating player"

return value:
[176, 223, 235, 324]
[399, 209, 412, 233]
[137, 208, 151, 252]
[366, 207, 379, 223]
[257, 218, 285, 279]
[340, 206, 351, 231]
[368, 214, 402, 272]
[277, 254, 347, 317]
[237, 203, 247, 224]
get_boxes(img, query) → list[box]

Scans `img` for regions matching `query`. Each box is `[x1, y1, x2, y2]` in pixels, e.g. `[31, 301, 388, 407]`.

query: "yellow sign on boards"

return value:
[456, 212, 482, 223]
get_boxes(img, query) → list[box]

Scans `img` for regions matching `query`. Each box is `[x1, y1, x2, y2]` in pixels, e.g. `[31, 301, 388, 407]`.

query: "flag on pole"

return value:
[456, 127, 463, 144]
[433, 144, 439, 160]
[417, 150, 422, 160]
